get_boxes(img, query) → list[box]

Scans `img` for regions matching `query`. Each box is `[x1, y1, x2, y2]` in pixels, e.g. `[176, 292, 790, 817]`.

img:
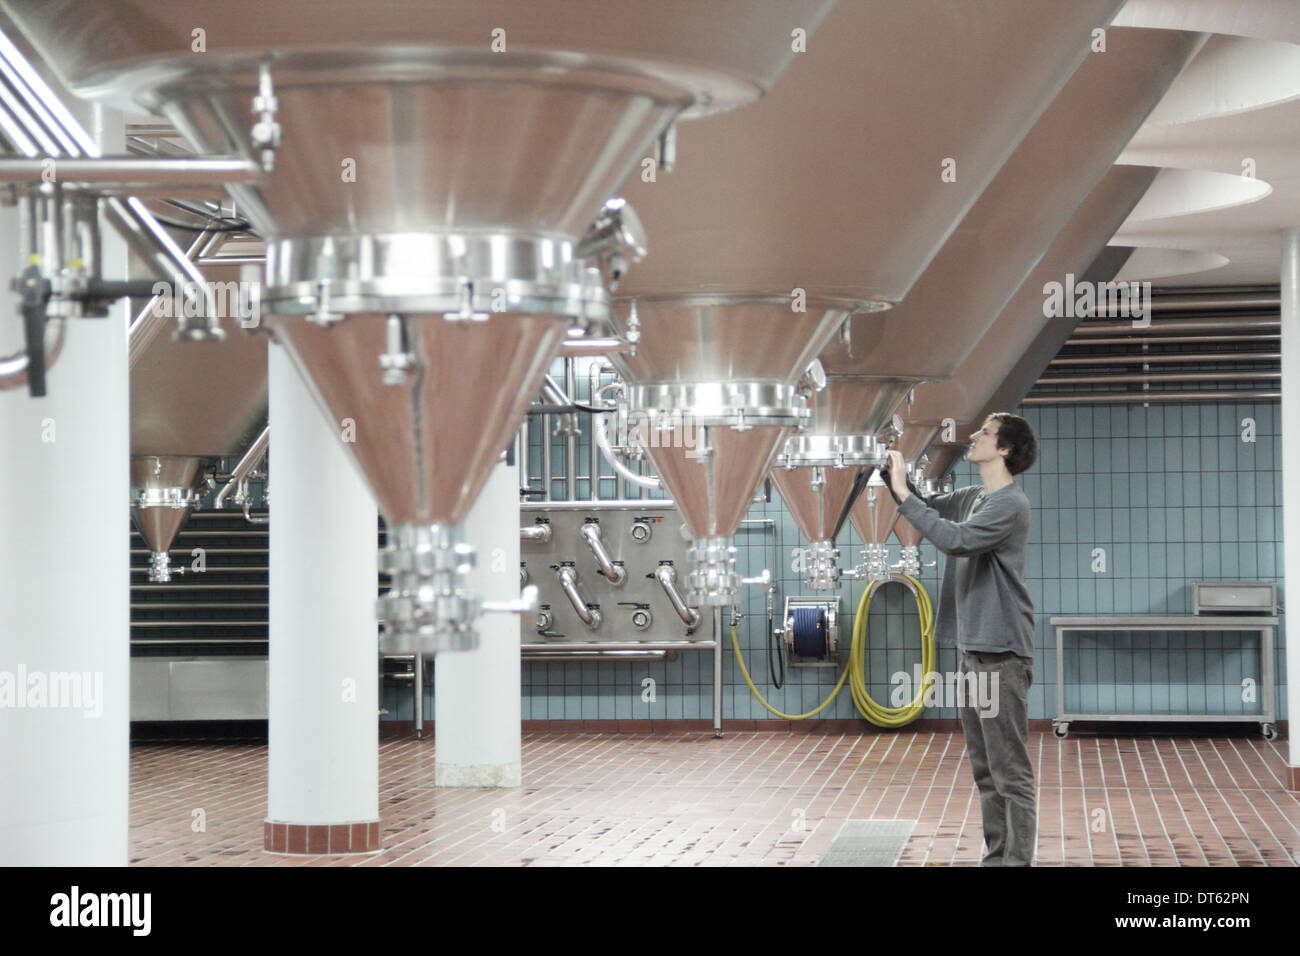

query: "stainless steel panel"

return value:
[129, 659, 170, 721]
[520, 502, 712, 645]
[167, 657, 268, 720]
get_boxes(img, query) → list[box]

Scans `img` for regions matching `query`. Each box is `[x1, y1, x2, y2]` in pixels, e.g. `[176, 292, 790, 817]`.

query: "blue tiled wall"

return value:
[389, 396, 1286, 726]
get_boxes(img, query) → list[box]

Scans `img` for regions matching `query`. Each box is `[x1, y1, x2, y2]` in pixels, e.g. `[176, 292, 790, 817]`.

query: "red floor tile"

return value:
[126, 731, 1300, 866]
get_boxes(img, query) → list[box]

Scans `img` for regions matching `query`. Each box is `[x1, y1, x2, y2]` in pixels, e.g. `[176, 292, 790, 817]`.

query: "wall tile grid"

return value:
[387, 374, 1285, 727]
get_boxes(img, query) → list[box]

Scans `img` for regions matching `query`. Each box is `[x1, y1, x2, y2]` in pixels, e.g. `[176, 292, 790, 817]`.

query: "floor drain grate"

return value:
[817, 819, 916, 867]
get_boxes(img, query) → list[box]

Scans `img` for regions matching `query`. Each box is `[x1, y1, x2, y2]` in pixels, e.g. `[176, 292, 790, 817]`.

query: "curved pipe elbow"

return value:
[520, 523, 552, 543]
[556, 566, 601, 630]
[654, 565, 700, 630]
[581, 523, 626, 585]
[594, 407, 661, 491]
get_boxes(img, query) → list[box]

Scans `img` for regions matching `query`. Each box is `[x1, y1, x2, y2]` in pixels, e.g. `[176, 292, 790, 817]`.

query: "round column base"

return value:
[264, 820, 382, 855]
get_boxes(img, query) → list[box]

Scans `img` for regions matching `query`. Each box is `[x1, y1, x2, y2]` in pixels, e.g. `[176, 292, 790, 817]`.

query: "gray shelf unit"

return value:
[1050, 615, 1277, 739]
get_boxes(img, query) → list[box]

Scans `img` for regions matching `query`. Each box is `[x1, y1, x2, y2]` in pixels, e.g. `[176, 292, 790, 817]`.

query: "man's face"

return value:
[967, 418, 1005, 466]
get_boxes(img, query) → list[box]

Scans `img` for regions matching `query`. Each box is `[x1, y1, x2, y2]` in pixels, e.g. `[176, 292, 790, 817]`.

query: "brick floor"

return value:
[127, 731, 1300, 866]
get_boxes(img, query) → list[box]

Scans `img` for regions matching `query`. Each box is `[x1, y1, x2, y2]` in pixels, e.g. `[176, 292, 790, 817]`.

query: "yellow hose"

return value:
[730, 625, 850, 720]
[850, 575, 936, 728]
[730, 574, 936, 726]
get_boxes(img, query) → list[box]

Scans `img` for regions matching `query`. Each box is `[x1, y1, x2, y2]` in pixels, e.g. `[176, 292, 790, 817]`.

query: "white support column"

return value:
[0, 107, 130, 865]
[1281, 228, 1300, 783]
[265, 341, 381, 853]
[435, 456, 522, 787]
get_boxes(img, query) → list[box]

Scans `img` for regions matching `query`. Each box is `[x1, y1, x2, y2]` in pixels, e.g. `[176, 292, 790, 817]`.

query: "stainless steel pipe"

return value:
[1023, 390, 1280, 404]
[128, 227, 217, 367]
[1071, 317, 1278, 336]
[522, 641, 714, 652]
[522, 651, 668, 662]
[556, 565, 600, 629]
[560, 337, 632, 355]
[653, 563, 700, 629]
[413, 653, 424, 739]
[1049, 352, 1278, 366]
[102, 195, 222, 340]
[581, 522, 625, 585]
[520, 523, 552, 543]
[214, 425, 270, 509]
[524, 498, 676, 511]
[712, 607, 723, 739]
[0, 155, 260, 186]
[565, 357, 576, 501]
[1039, 370, 1278, 385]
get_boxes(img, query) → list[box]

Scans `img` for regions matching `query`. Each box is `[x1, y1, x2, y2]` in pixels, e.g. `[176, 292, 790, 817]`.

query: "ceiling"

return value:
[1111, 0, 1300, 287]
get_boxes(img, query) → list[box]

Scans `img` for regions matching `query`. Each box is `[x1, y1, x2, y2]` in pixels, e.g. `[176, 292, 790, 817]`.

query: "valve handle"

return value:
[18, 264, 49, 398]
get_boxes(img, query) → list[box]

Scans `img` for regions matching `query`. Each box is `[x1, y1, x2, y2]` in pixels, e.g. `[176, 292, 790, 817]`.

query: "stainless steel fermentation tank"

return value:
[797, 25, 1201, 577]
[609, 0, 1129, 598]
[129, 258, 267, 582]
[606, 296, 853, 605]
[2, 0, 836, 651]
[885, 27, 1202, 487]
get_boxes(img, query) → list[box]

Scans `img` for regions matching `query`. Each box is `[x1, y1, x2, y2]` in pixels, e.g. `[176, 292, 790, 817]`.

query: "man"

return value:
[884, 412, 1038, 866]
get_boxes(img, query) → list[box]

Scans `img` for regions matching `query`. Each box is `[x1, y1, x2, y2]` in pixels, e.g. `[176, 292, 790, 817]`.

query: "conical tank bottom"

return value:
[849, 485, 904, 546]
[129, 455, 202, 554]
[132, 506, 192, 555]
[894, 512, 922, 548]
[812, 376, 914, 437]
[644, 424, 791, 540]
[608, 297, 851, 385]
[270, 312, 565, 526]
[771, 465, 860, 544]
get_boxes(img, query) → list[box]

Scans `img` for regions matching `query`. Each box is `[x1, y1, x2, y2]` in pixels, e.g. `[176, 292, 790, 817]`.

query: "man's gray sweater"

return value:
[897, 482, 1035, 659]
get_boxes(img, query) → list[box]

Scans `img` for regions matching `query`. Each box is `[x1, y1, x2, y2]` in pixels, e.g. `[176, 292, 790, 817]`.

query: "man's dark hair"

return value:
[987, 412, 1038, 475]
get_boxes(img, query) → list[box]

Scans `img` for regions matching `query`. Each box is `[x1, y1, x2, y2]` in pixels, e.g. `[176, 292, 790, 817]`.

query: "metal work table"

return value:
[1050, 615, 1277, 740]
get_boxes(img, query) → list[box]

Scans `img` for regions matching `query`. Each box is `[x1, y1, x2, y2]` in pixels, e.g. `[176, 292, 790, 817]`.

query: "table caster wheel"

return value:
[1054, 722, 1069, 739]
[1262, 722, 1278, 741]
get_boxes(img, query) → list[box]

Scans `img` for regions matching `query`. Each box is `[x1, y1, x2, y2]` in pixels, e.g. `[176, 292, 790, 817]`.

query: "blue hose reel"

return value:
[790, 605, 829, 658]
